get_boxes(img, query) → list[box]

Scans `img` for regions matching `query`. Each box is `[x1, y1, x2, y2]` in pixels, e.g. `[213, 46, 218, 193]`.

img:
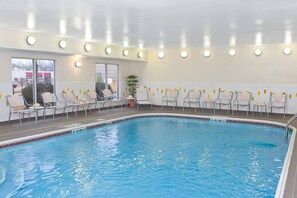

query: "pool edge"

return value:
[0, 113, 295, 198]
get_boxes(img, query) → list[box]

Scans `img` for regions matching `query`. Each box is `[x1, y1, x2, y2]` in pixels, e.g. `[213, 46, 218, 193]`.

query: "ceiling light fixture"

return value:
[26, 36, 36, 45]
[283, 47, 292, 55]
[229, 49, 236, 57]
[254, 49, 262, 56]
[203, 50, 211, 58]
[180, 51, 188, 58]
[75, 61, 82, 67]
[123, 49, 129, 56]
[158, 51, 165, 59]
[59, 40, 67, 49]
[105, 47, 112, 54]
[84, 44, 91, 52]
[137, 52, 143, 58]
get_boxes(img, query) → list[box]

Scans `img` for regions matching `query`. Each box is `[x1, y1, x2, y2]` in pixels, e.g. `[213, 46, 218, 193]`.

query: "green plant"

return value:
[127, 74, 138, 97]
[22, 83, 54, 105]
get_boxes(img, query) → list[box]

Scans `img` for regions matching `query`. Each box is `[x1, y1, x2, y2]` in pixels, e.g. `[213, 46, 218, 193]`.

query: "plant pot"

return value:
[129, 100, 134, 107]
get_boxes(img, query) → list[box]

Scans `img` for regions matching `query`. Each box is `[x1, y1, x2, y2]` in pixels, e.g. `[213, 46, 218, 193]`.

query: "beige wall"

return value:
[130, 45, 297, 113]
[134, 45, 297, 84]
[1, 43, 297, 121]
[0, 49, 137, 121]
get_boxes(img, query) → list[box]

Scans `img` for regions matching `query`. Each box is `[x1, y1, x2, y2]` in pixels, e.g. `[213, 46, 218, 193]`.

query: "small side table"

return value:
[253, 101, 267, 116]
[202, 99, 215, 112]
[29, 106, 45, 125]
[125, 97, 135, 108]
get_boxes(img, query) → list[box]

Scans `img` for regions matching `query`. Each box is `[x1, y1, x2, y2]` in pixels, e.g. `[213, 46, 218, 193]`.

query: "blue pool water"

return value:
[0, 117, 290, 197]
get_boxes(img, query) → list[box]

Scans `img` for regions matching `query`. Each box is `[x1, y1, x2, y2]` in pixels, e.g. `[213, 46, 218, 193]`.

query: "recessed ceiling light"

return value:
[84, 44, 91, 52]
[26, 36, 36, 45]
[229, 49, 236, 57]
[180, 51, 188, 58]
[283, 47, 292, 55]
[105, 47, 112, 54]
[158, 51, 165, 59]
[75, 61, 82, 67]
[59, 40, 67, 49]
[254, 49, 262, 56]
[123, 49, 129, 56]
[203, 50, 211, 58]
[137, 52, 143, 58]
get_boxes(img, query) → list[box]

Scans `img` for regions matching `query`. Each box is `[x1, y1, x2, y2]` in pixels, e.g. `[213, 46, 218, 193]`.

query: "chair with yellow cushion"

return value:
[6, 94, 34, 124]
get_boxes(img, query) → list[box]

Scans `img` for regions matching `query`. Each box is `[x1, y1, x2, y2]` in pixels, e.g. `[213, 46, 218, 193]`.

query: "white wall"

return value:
[2, 43, 297, 122]
[130, 45, 297, 114]
[0, 49, 137, 122]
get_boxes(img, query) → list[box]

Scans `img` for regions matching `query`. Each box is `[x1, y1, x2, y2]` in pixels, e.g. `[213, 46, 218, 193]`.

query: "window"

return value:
[12, 58, 55, 104]
[95, 63, 119, 98]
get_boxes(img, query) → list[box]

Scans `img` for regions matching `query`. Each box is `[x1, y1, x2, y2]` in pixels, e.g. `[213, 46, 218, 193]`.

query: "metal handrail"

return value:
[285, 113, 297, 138]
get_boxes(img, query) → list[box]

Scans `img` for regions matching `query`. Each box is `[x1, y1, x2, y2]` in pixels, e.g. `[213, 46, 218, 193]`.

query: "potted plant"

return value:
[127, 74, 138, 107]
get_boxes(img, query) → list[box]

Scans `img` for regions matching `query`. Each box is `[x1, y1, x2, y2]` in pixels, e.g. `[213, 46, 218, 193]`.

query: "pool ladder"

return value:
[285, 113, 297, 138]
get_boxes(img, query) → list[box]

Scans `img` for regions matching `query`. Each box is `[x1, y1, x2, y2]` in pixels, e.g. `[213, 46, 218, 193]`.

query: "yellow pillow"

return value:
[12, 105, 26, 111]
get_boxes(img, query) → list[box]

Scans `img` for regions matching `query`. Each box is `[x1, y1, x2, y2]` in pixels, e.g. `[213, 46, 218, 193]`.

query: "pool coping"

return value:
[0, 113, 295, 198]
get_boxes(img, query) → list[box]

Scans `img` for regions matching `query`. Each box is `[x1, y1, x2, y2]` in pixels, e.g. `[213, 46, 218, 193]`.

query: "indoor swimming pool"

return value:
[0, 116, 292, 197]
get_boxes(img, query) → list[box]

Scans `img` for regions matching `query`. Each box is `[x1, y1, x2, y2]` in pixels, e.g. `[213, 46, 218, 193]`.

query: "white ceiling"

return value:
[0, 0, 297, 49]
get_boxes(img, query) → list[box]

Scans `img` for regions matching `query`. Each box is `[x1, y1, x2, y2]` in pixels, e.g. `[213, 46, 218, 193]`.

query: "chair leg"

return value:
[8, 112, 11, 124]
[65, 107, 69, 119]
[43, 108, 46, 120]
[18, 112, 22, 124]
[74, 106, 77, 118]
[22, 112, 25, 123]
[84, 105, 88, 116]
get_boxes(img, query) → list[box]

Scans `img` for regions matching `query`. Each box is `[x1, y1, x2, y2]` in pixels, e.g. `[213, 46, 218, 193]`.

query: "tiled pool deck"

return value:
[0, 106, 296, 198]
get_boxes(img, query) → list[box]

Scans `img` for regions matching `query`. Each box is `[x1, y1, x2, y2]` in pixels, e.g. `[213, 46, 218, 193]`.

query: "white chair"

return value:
[214, 90, 233, 114]
[267, 92, 287, 118]
[136, 87, 152, 110]
[101, 89, 122, 109]
[183, 89, 202, 111]
[253, 99, 267, 116]
[62, 90, 90, 116]
[41, 92, 70, 119]
[86, 89, 105, 111]
[161, 88, 179, 110]
[6, 94, 34, 124]
[232, 91, 252, 115]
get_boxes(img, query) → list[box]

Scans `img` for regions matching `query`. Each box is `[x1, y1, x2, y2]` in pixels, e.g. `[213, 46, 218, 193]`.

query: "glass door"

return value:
[12, 58, 55, 105]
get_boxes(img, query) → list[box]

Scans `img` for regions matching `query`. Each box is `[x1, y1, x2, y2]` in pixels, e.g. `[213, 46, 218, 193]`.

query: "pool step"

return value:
[210, 116, 228, 122]
[71, 127, 87, 133]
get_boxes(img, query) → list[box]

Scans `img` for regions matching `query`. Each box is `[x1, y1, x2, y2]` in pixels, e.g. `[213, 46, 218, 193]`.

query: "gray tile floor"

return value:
[0, 106, 296, 197]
